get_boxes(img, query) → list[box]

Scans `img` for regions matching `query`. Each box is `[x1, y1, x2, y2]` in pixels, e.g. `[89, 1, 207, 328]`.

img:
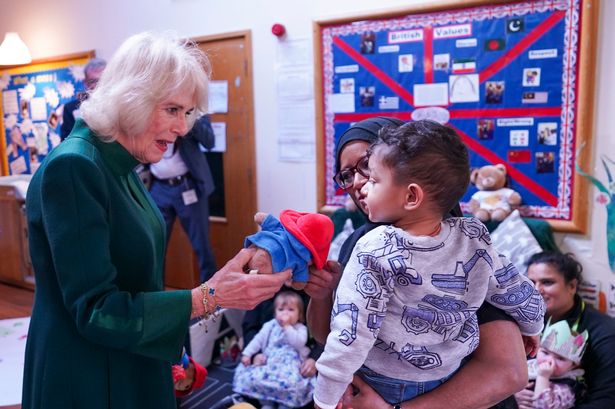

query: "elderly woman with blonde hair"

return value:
[22, 31, 290, 409]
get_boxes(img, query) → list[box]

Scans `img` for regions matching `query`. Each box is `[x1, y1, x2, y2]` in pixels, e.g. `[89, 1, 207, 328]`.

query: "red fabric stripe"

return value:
[479, 10, 566, 83]
[424, 27, 434, 83]
[451, 68, 475, 74]
[333, 36, 414, 106]
[450, 125, 558, 206]
[334, 112, 411, 122]
[449, 107, 561, 119]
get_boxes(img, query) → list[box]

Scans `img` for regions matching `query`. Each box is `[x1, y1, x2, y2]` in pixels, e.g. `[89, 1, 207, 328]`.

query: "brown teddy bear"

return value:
[468, 164, 521, 222]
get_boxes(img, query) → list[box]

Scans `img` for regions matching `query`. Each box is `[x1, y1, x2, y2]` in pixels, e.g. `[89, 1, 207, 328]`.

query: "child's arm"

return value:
[485, 251, 545, 337]
[241, 319, 274, 363]
[314, 229, 394, 409]
[533, 359, 554, 398]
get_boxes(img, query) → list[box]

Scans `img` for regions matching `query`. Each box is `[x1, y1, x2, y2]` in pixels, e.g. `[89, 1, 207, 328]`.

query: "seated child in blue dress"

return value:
[233, 291, 315, 409]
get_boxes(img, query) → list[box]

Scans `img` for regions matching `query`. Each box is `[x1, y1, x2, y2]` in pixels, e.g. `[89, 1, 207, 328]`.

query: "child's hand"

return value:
[537, 358, 555, 377]
[522, 335, 540, 358]
[241, 355, 251, 366]
[252, 353, 267, 366]
[277, 311, 292, 327]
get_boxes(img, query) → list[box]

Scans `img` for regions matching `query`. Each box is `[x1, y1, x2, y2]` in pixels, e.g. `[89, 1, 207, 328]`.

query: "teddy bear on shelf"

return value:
[468, 164, 522, 223]
[244, 210, 334, 290]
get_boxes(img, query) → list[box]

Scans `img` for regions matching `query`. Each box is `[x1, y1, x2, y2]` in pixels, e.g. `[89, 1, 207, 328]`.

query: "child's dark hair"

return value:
[274, 291, 305, 323]
[526, 251, 583, 287]
[370, 120, 470, 215]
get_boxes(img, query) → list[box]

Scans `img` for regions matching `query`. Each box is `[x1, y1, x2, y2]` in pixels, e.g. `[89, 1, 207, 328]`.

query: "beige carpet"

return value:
[0, 316, 29, 406]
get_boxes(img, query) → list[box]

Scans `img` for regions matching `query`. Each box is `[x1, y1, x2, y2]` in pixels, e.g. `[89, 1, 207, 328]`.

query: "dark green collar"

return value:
[71, 119, 140, 176]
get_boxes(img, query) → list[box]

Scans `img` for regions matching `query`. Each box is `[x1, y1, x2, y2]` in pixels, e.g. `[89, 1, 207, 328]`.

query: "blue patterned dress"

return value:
[233, 319, 315, 407]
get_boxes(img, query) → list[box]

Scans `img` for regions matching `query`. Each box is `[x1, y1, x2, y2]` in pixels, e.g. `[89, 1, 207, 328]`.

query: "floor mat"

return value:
[0, 316, 29, 406]
[178, 363, 239, 409]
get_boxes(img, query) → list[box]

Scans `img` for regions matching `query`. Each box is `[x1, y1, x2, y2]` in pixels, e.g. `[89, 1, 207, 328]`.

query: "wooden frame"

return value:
[0, 50, 95, 176]
[314, 0, 599, 233]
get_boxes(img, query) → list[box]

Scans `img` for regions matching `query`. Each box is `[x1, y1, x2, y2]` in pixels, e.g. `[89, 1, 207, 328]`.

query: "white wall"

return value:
[1, 0, 614, 290]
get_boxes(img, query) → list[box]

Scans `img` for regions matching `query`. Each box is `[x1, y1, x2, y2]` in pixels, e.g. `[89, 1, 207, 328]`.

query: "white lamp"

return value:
[0, 32, 32, 66]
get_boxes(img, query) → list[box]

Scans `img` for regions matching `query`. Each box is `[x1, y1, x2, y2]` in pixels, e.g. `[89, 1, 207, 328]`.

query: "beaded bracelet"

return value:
[199, 281, 221, 332]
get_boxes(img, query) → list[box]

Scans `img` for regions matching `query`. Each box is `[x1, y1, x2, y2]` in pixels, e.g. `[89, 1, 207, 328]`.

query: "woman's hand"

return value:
[522, 335, 540, 358]
[304, 260, 343, 300]
[199, 247, 291, 312]
[241, 355, 251, 366]
[514, 382, 535, 409]
[300, 358, 317, 378]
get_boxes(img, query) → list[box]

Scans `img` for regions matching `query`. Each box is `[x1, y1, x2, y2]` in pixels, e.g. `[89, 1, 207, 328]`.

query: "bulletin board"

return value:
[0, 51, 95, 176]
[314, 0, 599, 233]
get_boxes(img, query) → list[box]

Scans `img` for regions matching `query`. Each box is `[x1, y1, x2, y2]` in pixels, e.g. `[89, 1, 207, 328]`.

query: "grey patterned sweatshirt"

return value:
[314, 217, 545, 409]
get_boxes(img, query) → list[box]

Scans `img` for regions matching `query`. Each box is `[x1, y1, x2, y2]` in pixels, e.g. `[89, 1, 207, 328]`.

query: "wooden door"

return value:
[164, 31, 257, 288]
[200, 32, 257, 271]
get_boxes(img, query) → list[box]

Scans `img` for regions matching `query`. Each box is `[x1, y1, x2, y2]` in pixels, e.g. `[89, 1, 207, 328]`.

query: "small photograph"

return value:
[536, 152, 555, 173]
[485, 81, 505, 104]
[523, 68, 541, 86]
[7, 126, 26, 159]
[20, 99, 30, 119]
[537, 122, 558, 145]
[359, 86, 375, 107]
[48, 111, 59, 129]
[398, 54, 414, 73]
[340, 78, 355, 94]
[477, 119, 494, 140]
[360, 31, 376, 54]
[434, 54, 450, 71]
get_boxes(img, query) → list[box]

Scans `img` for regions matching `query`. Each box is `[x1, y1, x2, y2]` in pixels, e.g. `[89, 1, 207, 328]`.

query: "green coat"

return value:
[23, 120, 192, 409]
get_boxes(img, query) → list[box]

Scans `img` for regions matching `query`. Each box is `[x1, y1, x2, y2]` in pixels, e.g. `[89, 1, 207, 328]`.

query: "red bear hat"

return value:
[279, 210, 334, 269]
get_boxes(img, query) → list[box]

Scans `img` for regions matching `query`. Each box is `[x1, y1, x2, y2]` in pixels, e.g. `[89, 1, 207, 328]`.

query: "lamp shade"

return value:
[0, 32, 32, 65]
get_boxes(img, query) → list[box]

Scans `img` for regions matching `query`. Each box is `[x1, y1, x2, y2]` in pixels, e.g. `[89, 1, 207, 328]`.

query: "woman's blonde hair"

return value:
[80, 31, 210, 141]
[274, 291, 305, 323]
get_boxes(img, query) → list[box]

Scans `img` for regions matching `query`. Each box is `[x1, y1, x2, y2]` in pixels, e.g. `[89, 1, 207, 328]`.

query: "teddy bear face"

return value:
[471, 164, 508, 191]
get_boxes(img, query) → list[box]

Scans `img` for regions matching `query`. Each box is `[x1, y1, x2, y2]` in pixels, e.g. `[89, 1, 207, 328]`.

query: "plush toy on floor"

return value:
[468, 164, 522, 222]
[173, 351, 208, 397]
[244, 210, 334, 290]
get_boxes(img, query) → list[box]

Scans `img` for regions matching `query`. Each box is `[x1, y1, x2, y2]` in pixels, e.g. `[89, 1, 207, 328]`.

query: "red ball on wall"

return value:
[271, 23, 286, 37]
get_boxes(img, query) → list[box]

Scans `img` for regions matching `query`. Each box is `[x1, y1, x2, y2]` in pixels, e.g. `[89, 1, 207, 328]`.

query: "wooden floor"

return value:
[0, 282, 33, 320]
[0, 283, 33, 409]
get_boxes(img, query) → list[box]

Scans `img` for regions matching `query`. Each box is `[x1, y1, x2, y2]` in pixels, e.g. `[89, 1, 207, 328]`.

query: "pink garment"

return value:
[533, 382, 575, 409]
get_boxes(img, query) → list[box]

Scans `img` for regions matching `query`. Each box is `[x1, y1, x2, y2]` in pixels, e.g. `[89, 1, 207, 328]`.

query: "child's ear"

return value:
[404, 183, 424, 210]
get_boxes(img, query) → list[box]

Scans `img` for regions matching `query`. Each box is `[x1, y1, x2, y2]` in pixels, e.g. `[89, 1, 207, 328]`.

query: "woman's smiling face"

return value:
[528, 262, 577, 321]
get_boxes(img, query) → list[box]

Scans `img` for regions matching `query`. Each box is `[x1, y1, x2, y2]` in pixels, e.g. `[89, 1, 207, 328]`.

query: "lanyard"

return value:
[571, 299, 585, 333]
